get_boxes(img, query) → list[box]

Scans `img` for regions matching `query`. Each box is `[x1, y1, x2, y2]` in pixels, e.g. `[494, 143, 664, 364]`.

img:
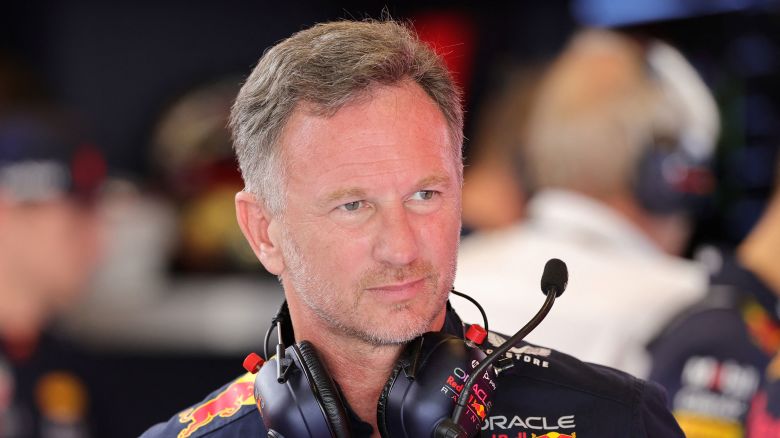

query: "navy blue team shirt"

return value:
[143, 304, 683, 438]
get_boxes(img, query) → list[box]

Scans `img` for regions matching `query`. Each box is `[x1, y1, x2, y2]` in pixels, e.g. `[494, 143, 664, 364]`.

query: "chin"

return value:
[354, 305, 442, 345]
[358, 326, 427, 346]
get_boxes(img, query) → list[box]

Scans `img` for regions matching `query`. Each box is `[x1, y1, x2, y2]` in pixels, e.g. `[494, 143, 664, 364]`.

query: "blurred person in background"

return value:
[649, 157, 780, 437]
[0, 107, 107, 437]
[743, 161, 780, 435]
[459, 69, 541, 232]
[455, 28, 719, 378]
[61, 77, 284, 354]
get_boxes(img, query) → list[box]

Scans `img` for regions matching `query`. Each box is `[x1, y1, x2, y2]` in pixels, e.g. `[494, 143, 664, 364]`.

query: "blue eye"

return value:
[411, 190, 436, 201]
[341, 201, 362, 211]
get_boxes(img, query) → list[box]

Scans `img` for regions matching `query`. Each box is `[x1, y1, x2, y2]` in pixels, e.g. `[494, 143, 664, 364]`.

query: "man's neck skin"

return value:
[286, 295, 447, 436]
[601, 191, 691, 256]
[739, 191, 780, 295]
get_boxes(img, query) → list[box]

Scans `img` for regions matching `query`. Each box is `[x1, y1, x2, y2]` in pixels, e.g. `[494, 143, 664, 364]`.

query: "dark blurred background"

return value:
[1, 1, 778, 436]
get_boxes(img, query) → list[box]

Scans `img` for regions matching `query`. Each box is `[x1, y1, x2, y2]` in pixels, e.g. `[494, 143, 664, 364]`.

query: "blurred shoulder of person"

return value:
[652, 162, 780, 437]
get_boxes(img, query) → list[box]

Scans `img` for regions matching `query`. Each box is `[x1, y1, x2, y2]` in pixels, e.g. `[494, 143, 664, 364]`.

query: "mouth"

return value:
[364, 277, 427, 301]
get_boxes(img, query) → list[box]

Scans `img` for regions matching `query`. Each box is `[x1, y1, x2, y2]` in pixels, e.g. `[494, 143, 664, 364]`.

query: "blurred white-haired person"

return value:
[455, 28, 719, 378]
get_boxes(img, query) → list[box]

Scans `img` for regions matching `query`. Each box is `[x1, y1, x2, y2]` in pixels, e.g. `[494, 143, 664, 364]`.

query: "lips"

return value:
[365, 277, 427, 301]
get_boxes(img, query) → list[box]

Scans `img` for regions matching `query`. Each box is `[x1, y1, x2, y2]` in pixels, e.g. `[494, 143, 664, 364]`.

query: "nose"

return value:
[373, 205, 420, 266]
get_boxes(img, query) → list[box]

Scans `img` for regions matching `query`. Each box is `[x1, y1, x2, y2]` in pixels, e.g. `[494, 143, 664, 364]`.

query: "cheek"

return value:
[46, 213, 101, 272]
[289, 220, 371, 274]
[20, 216, 67, 259]
[320, 232, 373, 275]
[421, 209, 461, 254]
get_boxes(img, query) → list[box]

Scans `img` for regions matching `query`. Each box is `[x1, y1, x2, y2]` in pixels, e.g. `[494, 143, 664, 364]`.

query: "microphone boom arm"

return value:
[449, 287, 559, 432]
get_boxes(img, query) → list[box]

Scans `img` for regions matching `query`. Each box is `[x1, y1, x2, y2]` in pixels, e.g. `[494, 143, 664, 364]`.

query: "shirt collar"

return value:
[442, 300, 467, 338]
[526, 189, 660, 254]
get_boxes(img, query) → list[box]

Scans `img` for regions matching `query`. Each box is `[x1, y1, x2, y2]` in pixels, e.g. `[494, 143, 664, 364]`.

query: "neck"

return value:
[287, 298, 404, 434]
[739, 193, 780, 295]
[602, 192, 690, 255]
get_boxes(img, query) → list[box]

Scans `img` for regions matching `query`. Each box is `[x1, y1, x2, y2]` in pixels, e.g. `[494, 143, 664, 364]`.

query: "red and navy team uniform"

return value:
[143, 304, 683, 438]
[648, 249, 780, 436]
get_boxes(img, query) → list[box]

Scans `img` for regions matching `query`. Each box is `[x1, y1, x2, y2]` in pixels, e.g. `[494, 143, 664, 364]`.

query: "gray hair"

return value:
[522, 29, 713, 198]
[229, 19, 463, 215]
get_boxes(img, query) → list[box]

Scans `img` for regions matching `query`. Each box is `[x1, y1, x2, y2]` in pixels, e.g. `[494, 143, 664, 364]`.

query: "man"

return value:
[649, 158, 780, 437]
[0, 108, 106, 437]
[455, 29, 717, 378]
[743, 164, 780, 436]
[142, 19, 683, 437]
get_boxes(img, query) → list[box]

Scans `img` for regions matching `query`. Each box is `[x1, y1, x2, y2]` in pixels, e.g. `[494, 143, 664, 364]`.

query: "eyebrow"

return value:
[322, 187, 367, 205]
[417, 174, 450, 188]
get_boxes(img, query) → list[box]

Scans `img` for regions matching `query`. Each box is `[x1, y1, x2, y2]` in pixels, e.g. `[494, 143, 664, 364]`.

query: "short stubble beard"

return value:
[279, 226, 455, 346]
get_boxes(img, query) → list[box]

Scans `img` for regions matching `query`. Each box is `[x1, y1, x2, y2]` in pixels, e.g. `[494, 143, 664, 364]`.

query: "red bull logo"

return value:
[470, 400, 486, 421]
[532, 433, 575, 438]
[177, 373, 255, 438]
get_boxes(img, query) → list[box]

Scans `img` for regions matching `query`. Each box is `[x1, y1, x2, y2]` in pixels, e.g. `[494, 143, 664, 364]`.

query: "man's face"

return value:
[274, 81, 462, 345]
[1, 197, 103, 309]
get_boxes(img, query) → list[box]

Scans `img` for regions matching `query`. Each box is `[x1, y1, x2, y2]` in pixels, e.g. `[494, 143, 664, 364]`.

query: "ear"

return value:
[235, 191, 286, 275]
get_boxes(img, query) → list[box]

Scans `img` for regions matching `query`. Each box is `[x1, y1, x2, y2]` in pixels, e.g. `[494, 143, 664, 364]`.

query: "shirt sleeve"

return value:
[139, 422, 167, 438]
[638, 379, 685, 437]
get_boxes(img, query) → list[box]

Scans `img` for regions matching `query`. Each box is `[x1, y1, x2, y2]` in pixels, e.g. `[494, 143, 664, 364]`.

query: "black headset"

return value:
[633, 39, 718, 216]
[247, 259, 569, 438]
[251, 300, 497, 438]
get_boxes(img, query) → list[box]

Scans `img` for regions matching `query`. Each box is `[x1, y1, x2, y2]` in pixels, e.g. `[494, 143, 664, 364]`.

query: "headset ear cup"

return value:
[377, 332, 497, 438]
[376, 360, 405, 438]
[295, 341, 351, 438]
[635, 147, 687, 214]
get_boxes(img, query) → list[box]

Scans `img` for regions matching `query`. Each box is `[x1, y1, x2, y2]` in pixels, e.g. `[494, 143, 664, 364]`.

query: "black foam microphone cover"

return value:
[540, 258, 568, 297]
